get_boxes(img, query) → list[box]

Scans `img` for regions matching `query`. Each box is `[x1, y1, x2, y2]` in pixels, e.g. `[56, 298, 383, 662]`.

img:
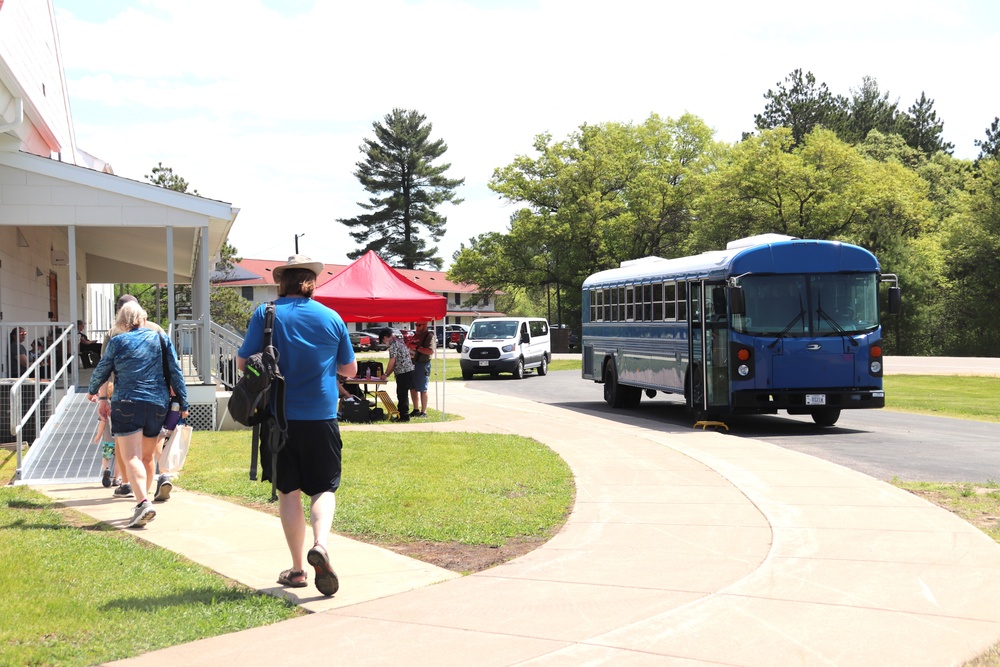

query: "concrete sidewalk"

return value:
[39, 381, 1000, 666]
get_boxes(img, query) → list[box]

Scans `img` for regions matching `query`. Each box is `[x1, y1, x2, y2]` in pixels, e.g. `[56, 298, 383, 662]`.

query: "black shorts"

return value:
[276, 419, 343, 497]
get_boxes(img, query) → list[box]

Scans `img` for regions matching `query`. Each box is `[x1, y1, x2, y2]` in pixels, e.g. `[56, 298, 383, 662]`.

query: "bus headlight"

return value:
[870, 360, 882, 374]
[738, 364, 750, 377]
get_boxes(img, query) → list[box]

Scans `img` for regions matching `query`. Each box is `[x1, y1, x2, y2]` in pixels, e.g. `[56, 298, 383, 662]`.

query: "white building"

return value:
[1, 0, 238, 385]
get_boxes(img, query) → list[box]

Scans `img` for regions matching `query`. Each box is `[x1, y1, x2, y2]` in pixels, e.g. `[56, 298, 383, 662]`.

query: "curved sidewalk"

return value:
[47, 381, 1000, 666]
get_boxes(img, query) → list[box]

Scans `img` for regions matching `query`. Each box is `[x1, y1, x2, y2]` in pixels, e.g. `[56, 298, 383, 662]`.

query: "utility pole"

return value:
[295, 233, 305, 254]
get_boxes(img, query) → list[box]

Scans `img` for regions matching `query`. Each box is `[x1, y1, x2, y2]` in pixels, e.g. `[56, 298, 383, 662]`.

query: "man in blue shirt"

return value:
[238, 255, 356, 597]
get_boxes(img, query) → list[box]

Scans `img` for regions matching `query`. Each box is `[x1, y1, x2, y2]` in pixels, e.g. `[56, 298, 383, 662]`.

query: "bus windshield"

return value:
[468, 320, 519, 340]
[733, 273, 879, 337]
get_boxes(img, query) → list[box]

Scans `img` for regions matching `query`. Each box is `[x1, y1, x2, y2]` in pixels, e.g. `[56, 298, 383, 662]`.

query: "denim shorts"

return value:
[111, 400, 167, 438]
[412, 362, 430, 392]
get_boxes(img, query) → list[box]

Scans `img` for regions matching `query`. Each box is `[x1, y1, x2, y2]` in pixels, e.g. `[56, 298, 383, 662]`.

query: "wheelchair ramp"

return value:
[17, 391, 104, 486]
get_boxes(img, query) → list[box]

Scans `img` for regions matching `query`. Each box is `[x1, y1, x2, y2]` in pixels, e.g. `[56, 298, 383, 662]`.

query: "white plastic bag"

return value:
[159, 424, 193, 473]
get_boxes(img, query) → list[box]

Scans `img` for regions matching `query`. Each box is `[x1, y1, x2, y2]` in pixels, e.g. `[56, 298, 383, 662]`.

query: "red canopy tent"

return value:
[313, 250, 449, 415]
[313, 250, 446, 321]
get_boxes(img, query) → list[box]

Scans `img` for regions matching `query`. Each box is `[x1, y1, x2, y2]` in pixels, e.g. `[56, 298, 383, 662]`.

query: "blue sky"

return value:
[53, 0, 1000, 266]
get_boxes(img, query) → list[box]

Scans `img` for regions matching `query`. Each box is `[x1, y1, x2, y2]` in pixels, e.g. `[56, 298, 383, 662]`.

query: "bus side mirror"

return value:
[729, 286, 746, 316]
[888, 287, 901, 315]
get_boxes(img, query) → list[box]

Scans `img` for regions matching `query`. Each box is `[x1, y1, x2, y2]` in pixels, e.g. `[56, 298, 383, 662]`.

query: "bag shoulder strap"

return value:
[262, 302, 275, 348]
[158, 333, 175, 397]
[262, 301, 288, 434]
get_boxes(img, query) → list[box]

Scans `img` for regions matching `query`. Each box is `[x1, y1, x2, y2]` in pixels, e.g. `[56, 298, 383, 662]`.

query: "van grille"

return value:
[469, 347, 501, 360]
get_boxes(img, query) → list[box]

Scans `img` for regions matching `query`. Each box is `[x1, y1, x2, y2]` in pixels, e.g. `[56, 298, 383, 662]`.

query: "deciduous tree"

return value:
[450, 114, 714, 328]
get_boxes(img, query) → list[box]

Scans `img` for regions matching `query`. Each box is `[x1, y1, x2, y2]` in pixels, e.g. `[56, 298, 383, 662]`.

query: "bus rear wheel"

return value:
[604, 364, 626, 408]
[811, 408, 841, 427]
[604, 362, 641, 409]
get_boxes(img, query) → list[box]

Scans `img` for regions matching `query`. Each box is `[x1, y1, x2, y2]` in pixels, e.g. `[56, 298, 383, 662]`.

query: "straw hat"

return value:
[272, 254, 324, 283]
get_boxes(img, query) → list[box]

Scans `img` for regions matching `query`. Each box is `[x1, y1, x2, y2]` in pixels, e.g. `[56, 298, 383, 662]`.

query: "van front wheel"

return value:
[537, 356, 548, 376]
[511, 358, 525, 379]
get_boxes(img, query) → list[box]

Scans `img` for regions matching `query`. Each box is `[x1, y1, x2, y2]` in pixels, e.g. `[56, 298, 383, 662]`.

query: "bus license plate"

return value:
[806, 394, 826, 406]
[479, 360, 489, 366]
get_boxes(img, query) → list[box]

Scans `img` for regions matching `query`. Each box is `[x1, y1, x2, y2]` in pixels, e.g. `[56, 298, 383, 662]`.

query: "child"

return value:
[93, 412, 116, 488]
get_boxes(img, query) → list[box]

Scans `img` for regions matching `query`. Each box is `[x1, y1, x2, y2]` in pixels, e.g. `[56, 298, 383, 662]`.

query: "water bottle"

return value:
[163, 400, 181, 431]
[365, 366, 371, 380]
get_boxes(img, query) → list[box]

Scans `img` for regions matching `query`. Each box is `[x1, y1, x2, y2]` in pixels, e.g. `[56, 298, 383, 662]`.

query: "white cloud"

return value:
[54, 0, 1000, 265]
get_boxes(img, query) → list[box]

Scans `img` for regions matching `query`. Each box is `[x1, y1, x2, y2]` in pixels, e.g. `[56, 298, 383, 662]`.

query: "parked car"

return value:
[435, 324, 469, 349]
[363, 328, 399, 351]
[350, 331, 372, 352]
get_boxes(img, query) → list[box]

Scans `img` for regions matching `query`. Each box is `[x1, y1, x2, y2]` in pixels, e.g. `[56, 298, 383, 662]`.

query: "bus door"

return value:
[688, 281, 730, 414]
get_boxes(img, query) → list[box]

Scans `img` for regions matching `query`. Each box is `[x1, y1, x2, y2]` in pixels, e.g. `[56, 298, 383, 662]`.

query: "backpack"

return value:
[229, 303, 284, 427]
[231, 303, 288, 502]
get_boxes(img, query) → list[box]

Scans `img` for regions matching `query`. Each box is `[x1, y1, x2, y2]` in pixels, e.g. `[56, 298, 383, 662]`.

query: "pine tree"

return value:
[338, 108, 464, 270]
[898, 92, 954, 156]
[753, 69, 845, 145]
[975, 117, 1000, 161]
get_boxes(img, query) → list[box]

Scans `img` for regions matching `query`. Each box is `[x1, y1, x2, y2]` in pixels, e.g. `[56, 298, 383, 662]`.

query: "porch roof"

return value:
[0, 150, 238, 283]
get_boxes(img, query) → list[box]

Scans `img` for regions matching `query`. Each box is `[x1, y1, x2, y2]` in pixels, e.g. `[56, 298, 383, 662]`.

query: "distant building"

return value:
[213, 258, 503, 329]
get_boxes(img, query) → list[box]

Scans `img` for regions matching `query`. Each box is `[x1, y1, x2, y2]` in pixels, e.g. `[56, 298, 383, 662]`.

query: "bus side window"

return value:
[712, 286, 727, 321]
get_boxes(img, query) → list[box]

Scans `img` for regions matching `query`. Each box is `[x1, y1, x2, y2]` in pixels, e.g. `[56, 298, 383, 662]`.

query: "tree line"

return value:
[447, 70, 1000, 356]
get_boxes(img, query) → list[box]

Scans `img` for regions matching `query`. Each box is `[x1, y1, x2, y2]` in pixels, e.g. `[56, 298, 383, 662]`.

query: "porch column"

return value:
[166, 226, 175, 324]
[197, 224, 211, 384]
[68, 225, 78, 390]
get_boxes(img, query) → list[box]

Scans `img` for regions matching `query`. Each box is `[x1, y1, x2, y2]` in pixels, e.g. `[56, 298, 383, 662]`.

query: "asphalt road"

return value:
[467, 362, 1000, 484]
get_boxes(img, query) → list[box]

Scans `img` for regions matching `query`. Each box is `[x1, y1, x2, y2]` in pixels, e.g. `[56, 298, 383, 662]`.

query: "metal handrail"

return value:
[9, 325, 75, 481]
[210, 321, 244, 388]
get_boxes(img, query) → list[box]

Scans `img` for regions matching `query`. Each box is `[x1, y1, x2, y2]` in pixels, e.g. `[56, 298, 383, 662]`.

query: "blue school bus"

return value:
[581, 235, 901, 426]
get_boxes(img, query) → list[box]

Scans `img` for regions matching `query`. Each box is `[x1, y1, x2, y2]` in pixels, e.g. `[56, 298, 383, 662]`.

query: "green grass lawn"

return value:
[179, 430, 575, 546]
[0, 462, 303, 667]
[883, 375, 1000, 422]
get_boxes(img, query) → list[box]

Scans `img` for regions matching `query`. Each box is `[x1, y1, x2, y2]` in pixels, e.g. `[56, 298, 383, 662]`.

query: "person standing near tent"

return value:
[238, 254, 356, 597]
[407, 320, 435, 418]
[379, 328, 413, 422]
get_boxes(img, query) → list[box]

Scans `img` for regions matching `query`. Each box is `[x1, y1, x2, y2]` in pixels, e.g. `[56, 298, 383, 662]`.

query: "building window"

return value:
[454, 292, 461, 305]
[241, 287, 254, 301]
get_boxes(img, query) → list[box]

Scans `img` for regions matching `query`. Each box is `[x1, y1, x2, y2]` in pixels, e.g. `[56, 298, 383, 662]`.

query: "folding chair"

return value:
[375, 390, 400, 419]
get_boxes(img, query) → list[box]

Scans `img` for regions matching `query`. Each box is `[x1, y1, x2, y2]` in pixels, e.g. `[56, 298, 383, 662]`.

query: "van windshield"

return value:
[468, 320, 519, 340]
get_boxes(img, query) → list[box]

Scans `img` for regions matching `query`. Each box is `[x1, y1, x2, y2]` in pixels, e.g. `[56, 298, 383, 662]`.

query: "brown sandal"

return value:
[307, 544, 339, 596]
[277, 568, 307, 588]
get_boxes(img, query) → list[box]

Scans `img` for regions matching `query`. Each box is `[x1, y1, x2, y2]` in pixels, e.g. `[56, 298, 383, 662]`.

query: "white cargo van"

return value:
[460, 317, 551, 380]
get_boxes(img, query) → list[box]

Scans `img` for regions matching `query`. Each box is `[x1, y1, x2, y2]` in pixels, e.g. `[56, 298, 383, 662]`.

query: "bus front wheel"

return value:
[811, 408, 841, 427]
